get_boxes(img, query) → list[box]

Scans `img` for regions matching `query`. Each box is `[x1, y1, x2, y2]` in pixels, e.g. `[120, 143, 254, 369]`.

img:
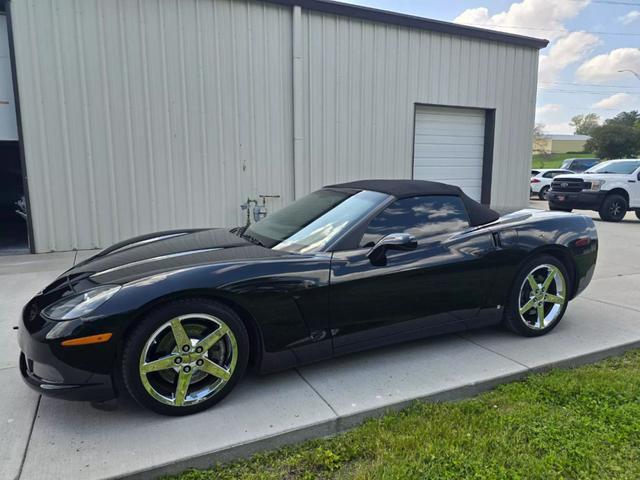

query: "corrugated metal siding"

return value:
[11, 0, 539, 252]
[299, 10, 539, 208]
[11, 0, 293, 252]
[0, 15, 19, 140]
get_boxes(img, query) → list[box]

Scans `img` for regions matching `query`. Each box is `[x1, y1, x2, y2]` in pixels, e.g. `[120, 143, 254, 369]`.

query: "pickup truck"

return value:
[547, 159, 640, 222]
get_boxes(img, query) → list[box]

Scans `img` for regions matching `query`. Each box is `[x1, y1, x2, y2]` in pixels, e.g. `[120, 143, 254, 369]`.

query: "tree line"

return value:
[536, 111, 640, 159]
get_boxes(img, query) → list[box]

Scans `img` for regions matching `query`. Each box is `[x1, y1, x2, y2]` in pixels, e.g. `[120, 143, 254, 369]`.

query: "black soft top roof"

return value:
[325, 179, 500, 227]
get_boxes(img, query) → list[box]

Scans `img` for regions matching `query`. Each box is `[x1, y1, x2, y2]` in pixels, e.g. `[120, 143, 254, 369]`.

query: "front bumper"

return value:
[18, 298, 119, 402]
[19, 351, 116, 401]
[547, 190, 606, 210]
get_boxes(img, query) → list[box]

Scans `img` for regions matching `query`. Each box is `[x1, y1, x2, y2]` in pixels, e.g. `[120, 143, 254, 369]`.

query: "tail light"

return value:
[531, 178, 541, 183]
[575, 237, 591, 247]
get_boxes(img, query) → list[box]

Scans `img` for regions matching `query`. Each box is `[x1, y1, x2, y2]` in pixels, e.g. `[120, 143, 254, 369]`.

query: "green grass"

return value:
[532, 153, 595, 169]
[171, 350, 640, 480]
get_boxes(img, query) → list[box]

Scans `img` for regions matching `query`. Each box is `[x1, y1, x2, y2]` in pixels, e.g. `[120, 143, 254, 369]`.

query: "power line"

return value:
[539, 89, 639, 95]
[463, 22, 640, 36]
[540, 81, 640, 89]
[561, 0, 640, 5]
[590, 0, 640, 5]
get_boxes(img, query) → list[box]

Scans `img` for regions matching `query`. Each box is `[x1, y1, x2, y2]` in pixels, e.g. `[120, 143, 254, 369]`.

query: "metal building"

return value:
[2, 0, 547, 253]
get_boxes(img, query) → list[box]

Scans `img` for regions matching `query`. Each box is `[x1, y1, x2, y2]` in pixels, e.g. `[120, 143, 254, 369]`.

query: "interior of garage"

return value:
[0, 7, 29, 254]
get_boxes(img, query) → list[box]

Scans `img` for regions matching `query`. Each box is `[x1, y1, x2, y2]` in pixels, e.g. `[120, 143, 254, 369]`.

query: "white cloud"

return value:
[538, 32, 600, 83]
[536, 104, 562, 115]
[454, 0, 590, 41]
[592, 93, 634, 109]
[576, 48, 640, 83]
[619, 11, 640, 25]
[454, 0, 597, 84]
[543, 122, 574, 134]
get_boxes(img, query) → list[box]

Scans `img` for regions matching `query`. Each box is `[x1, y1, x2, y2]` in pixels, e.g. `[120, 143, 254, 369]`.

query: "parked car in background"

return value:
[530, 169, 574, 200]
[548, 159, 640, 222]
[560, 158, 599, 173]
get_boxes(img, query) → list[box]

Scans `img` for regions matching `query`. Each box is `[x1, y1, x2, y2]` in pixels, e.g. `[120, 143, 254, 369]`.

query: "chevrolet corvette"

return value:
[18, 180, 598, 415]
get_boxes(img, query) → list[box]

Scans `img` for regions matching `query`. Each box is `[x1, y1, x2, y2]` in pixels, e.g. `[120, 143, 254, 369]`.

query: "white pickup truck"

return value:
[547, 159, 640, 222]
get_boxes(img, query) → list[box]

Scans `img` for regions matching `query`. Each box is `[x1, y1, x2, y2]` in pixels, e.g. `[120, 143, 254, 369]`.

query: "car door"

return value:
[630, 166, 640, 208]
[328, 195, 496, 354]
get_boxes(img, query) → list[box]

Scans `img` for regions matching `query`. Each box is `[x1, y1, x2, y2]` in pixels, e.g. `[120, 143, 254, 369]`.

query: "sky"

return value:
[340, 0, 640, 134]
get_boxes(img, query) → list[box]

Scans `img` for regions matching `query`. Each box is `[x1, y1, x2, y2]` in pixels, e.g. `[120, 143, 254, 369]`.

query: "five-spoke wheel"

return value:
[138, 314, 238, 407]
[503, 255, 570, 336]
[518, 264, 566, 330]
[122, 299, 248, 415]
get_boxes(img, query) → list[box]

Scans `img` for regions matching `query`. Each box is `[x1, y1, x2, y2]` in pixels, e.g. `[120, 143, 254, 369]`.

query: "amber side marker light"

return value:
[61, 333, 113, 347]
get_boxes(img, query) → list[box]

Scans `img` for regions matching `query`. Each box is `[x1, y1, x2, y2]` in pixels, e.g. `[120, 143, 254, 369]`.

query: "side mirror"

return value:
[367, 233, 417, 265]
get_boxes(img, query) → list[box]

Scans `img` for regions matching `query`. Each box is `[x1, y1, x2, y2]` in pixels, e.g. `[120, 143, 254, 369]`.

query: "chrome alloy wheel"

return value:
[518, 264, 566, 330]
[139, 314, 238, 407]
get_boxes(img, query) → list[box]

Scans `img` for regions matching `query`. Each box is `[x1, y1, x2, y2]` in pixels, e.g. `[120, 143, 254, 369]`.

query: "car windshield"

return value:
[585, 160, 640, 175]
[561, 160, 572, 169]
[242, 189, 388, 253]
[531, 170, 540, 176]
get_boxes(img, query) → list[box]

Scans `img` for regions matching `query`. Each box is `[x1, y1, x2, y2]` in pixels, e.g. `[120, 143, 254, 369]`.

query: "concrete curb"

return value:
[119, 340, 640, 480]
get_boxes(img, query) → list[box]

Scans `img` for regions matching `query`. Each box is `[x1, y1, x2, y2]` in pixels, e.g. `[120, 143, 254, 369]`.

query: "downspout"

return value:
[292, 5, 303, 199]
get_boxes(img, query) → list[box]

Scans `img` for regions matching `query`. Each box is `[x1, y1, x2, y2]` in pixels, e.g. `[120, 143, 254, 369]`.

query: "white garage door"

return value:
[413, 106, 485, 202]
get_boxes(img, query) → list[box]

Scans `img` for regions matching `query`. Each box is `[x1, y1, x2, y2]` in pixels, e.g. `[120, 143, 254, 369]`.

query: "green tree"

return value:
[570, 113, 600, 135]
[606, 110, 640, 128]
[585, 124, 640, 159]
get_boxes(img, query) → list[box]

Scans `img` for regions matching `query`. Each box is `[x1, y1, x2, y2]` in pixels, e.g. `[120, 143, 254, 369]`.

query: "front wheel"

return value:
[598, 194, 627, 222]
[122, 299, 249, 416]
[503, 255, 570, 337]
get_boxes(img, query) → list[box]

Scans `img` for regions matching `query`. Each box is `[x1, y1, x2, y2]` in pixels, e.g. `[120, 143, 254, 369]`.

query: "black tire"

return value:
[503, 254, 570, 337]
[598, 194, 627, 222]
[122, 298, 249, 416]
[635, 210, 640, 221]
[549, 204, 572, 212]
[538, 186, 549, 201]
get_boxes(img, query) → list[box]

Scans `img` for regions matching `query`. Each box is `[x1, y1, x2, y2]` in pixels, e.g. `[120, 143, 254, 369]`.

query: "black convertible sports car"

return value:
[18, 180, 598, 415]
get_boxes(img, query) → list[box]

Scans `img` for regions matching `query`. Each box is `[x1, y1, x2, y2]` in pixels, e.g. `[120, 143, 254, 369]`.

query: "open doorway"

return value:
[1, 8, 29, 254]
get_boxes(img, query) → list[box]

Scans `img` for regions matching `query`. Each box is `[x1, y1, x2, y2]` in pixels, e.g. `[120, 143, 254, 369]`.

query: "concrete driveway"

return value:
[2, 201, 640, 480]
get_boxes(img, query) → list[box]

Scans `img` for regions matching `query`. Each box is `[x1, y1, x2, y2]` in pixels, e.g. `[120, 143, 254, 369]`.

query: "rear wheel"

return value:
[503, 255, 570, 337]
[598, 194, 627, 222]
[122, 299, 249, 416]
[538, 186, 550, 200]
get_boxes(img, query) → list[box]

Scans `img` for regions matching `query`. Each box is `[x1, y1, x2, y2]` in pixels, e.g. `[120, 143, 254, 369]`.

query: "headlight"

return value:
[588, 180, 605, 191]
[42, 285, 121, 321]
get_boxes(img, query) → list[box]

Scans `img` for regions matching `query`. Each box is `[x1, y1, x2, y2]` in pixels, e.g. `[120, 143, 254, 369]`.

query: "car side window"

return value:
[359, 195, 470, 248]
[544, 171, 564, 178]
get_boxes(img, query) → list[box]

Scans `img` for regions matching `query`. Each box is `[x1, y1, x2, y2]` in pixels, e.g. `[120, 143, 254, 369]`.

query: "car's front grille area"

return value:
[551, 178, 590, 193]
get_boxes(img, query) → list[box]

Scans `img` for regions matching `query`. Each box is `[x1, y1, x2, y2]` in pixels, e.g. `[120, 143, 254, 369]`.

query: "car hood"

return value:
[554, 173, 626, 181]
[61, 228, 286, 286]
